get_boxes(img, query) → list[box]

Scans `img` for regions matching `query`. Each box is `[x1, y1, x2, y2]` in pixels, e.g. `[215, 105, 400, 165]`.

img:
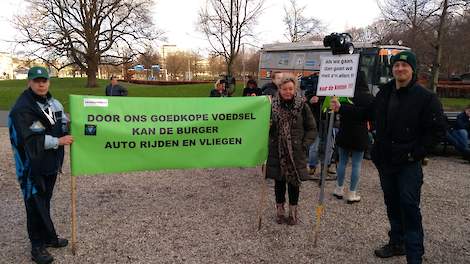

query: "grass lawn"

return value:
[0, 78, 243, 112]
[440, 97, 470, 111]
[0, 78, 468, 111]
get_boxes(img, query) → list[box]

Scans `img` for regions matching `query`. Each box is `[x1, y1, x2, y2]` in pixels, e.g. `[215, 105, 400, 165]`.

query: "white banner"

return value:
[316, 54, 360, 97]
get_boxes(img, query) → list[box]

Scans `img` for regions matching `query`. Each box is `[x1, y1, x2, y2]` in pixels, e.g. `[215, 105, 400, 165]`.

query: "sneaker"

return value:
[31, 247, 53, 264]
[333, 185, 344, 199]
[45, 238, 68, 248]
[346, 191, 361, 204]
[374, 243, 406, 258]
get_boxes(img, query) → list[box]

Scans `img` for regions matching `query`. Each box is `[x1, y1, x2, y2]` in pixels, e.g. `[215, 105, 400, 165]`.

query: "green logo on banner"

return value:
[70, 95, 271, 176]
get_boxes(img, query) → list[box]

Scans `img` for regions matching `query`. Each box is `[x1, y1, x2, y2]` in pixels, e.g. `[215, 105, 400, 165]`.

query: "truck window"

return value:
[359, 54, 377, 86]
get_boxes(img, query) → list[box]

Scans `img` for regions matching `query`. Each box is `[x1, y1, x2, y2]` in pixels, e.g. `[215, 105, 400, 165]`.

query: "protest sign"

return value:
[316, 54, 360, 97]
[70, 95, 271, 176]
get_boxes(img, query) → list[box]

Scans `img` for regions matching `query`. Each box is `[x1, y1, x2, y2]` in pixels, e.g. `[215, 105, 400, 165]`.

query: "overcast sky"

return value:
[0, 0, 382, 54]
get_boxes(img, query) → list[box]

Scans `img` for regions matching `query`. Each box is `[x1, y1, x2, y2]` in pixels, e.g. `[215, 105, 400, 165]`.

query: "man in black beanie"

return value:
[330, 50, 446, 264]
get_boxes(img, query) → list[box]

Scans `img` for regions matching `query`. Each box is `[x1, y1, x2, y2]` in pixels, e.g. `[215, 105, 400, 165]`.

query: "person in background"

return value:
[262, 71, 283, 97]
[210, 79, 228, 97]
[266, 75, 317, 225]
[446, 105, 470, 161]
[304, 83, 322, 177]
[105, 76, 128, 96]
[242, 79, 262, 96]
[333, 71, 374, 203]
[8, 66, 72, 264]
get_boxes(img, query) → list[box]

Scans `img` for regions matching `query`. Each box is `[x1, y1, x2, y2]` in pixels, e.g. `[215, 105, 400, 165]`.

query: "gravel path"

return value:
[1, 127, 469, 263]
[0, 111, 8, 127]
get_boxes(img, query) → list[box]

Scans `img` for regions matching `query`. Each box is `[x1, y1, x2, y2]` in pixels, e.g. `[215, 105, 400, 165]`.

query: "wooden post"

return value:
[257, 163, 268, 230]
[71, 174, 77, 255]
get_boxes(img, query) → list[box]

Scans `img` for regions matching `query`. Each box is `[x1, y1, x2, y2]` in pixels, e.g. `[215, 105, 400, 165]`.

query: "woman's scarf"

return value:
[272, 94, 305, 186]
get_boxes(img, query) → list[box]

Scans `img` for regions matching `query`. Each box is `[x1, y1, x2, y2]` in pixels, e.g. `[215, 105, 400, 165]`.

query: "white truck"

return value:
[258, 41, 410, 95]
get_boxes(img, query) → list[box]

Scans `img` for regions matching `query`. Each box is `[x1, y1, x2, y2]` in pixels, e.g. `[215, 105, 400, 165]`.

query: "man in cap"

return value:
[8, 66, 73, 264]
[330, 51, 446, 264]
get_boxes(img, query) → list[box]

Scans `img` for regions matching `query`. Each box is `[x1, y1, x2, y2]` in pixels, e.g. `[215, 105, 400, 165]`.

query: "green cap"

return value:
[391, 51, 417, 72]
[28, 66, 49, 80]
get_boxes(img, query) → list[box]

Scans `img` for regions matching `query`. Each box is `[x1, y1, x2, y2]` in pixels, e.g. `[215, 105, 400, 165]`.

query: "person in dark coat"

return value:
[261, 71, 282, 97]
[105, 76, 128, 96]
[209, 79, 228, 97]
[8, 66, 73, 264]
[266, 75, 317, 225]
[446, 105, 470, 161]
[304, 82, 322, 176]
[242, 79, 262, 96]
[333, 71, 374, 203]
[331, 51, 446, 264]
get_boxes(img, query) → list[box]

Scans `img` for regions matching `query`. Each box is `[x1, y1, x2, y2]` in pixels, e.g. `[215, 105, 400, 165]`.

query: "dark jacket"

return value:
[336, 76, 374, 152]
[261, 82, 278, 97]
[266, 98, 317, 181]
[209, 89, 228, 97]
[454, 112, 470, 131]
[8, 89, 67, 199]
[105, 84, 128, 96]
[339, 78, 446, 168]
[304, 89, 324, 128]
[242, 87, 262, 96]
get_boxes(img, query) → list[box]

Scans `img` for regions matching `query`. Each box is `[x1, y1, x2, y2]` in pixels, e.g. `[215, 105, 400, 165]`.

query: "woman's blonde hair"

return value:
[279, 74, 298, 89]
[214, 79, 225, 89]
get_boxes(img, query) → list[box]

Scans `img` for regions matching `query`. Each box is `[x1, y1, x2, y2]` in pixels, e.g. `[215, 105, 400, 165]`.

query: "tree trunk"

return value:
[429, 0, 449, 93]
[86, 58, 99, 87]
[227, 58, 234, 78]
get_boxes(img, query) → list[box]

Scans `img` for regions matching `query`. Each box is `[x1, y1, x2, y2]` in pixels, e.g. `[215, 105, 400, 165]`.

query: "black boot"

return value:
[374, 243, 406, 258]
[31, 247, 54, 264]
[45, 238, 68, 248]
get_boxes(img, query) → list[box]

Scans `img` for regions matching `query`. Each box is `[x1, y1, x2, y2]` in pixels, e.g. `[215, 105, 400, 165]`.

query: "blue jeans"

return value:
[378, 162, 424, 264]
[310, 128, 338, 168]
[337, 147, 364, 191]
[446, 129, 469, 155]
[308, 135, 320, 168]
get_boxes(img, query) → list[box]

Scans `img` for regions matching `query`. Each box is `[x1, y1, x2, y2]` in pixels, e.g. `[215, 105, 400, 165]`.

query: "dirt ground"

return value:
[1, 127, 469, 264]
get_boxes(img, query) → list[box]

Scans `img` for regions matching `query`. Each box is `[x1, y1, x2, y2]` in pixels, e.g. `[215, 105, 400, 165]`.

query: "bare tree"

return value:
[429, 0, 469, 91]
[207, 54, 226, 78]
[243, 50, 260, 78]
[165, 52, 190, 80]
[136, 47, 161, 79]
[366, 19, 398, 43]
[345, 26, 379, 43]
[377, 0, 470, 87]
[377, 0, 441, 49]
[137, 48, 161, 70]
[14, 0, 161, 87]
[445, 8, 470, 74]
[198, 0, 264, 78]
[188, 51, 204, 79]
[283, 0, 325, 42]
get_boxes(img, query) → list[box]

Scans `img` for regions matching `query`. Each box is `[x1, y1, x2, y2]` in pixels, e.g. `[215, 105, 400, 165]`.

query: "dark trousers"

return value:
[274, 180, 300, 205]
[378, 162, 424, 264]
[24, 174, 58, 248]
